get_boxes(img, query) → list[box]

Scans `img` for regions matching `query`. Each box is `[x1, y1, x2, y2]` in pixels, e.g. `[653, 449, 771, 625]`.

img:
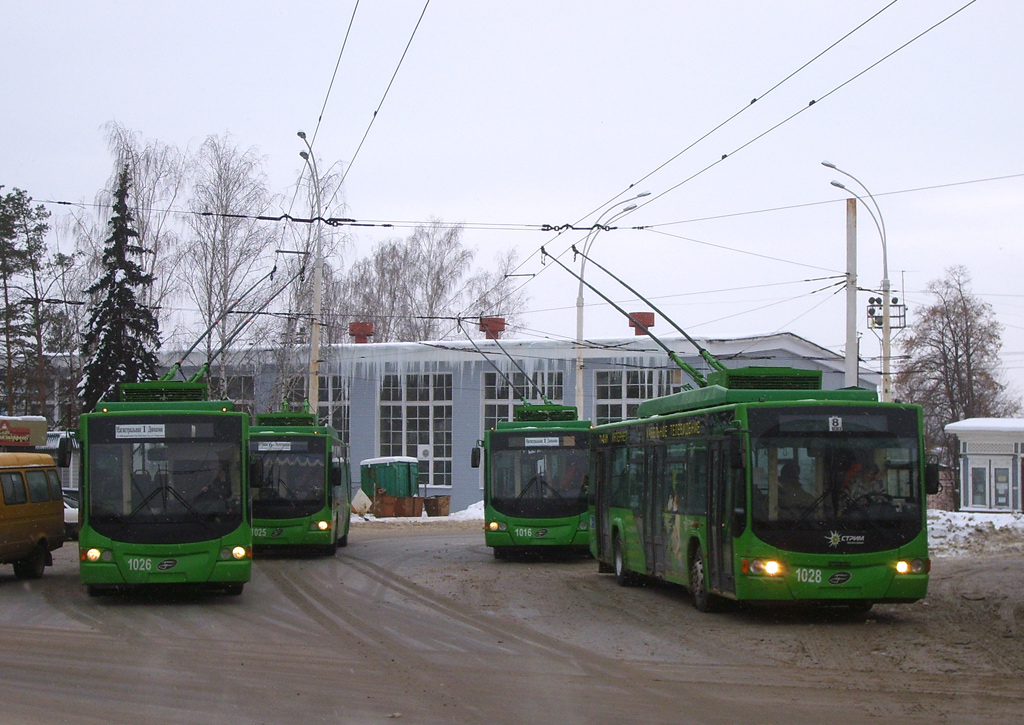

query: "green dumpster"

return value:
[359, 456, 419, 499]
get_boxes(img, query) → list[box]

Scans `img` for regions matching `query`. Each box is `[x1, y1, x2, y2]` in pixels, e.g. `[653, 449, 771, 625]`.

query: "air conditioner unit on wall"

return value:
[417, 445, 432, 461]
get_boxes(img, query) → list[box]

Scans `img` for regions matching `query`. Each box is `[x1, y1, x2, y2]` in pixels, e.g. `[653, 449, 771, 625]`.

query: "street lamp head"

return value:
[636, 191, 652, 198]
[821, 160, 837, 169]
[830, 180, 846, 190]
[621, 204, 638, 213]
[297, 130, 307, 139]
[299, 150, 310, 160]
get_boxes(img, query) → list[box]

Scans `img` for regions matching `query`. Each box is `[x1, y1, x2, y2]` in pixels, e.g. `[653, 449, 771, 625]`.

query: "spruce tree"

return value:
[78, 166, 160, 412]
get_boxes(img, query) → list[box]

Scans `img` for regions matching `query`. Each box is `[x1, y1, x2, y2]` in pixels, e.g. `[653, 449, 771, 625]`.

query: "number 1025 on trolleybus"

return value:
[249, 407, 351, 555]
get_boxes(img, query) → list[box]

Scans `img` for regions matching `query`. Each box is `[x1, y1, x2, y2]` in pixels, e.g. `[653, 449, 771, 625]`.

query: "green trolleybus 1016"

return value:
[78, 378, 252, 596]
[474, 404, 591, 559]
[249, 405, 351, 555]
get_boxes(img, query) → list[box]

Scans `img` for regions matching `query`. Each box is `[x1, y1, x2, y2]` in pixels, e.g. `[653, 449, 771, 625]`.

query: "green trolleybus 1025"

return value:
[249, 405, 351, 555]
[78, 377, 252, 596]
[541, 244, 939, 613]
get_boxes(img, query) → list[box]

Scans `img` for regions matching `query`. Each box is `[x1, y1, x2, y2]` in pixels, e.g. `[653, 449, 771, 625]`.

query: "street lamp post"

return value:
[823, 162, 891, 402]
[574, 192, 650, 416]
[298, 131, 324, 414]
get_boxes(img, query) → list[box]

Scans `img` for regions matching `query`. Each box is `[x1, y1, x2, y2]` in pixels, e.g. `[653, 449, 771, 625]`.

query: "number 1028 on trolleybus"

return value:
[590, 367, 939, 613]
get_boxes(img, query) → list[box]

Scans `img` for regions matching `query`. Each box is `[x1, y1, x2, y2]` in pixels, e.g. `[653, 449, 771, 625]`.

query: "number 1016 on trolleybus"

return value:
[590, 366, 939, 613]
[474, 404, 591, 558]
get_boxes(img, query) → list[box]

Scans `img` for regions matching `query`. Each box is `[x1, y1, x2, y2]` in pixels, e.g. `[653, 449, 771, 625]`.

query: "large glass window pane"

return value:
[970, 467, 987, 507]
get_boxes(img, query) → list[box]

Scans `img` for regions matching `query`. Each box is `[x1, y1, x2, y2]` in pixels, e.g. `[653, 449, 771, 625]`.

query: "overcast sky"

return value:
[3, 1, 1022, 394]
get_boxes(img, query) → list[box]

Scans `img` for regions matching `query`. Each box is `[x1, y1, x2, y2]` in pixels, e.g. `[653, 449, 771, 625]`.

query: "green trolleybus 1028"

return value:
[249, 405, 351, 555]
[78, 378, 252, 596]
[541, 244, 939, 613]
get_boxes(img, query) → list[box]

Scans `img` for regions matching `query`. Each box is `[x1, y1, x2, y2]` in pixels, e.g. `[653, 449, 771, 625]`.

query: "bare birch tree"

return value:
[184, 134, 278, 398]
[340, 221, 528, 343]
[894, 265, 1021, 464]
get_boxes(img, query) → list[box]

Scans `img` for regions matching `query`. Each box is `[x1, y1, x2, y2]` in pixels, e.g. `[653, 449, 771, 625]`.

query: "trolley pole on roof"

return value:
[299, 131, 324, 414]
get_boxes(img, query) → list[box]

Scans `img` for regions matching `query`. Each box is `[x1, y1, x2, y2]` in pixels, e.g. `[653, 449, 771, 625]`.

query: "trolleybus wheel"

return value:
[689, 546, 722, 612]
[338, 533, 349, 548]
[613, 533, 639, 587]
[13, 543, 47, 580]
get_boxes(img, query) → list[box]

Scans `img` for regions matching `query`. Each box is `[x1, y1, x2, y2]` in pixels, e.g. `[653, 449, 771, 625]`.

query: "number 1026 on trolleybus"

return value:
[78, 380, 252, 596]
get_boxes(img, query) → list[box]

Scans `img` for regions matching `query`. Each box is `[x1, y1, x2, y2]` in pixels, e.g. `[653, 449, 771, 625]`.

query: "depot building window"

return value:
[483, 371, 564, 431]
[594, 369, 684, 425]
[380, 373, 452, 487]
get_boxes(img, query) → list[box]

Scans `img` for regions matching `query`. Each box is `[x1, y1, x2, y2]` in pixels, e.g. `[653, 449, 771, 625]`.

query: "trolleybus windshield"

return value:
[747, 406, 924, 554]
[250, 437, 326, 519]
[86, 415, 244, 544]
[489, 433, 589, 519]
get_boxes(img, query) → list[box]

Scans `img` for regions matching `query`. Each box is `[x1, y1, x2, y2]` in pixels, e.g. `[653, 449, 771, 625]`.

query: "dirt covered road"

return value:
[356, 517, 1024, 721]
[0, 518, 1021, 723]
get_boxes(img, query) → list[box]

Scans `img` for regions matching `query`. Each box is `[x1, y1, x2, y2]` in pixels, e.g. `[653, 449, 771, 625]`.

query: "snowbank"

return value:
[928, 510, 1024, 557]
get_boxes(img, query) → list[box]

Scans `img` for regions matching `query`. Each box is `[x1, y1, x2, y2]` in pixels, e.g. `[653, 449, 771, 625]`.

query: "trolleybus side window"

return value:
[608, 447, 629, 509]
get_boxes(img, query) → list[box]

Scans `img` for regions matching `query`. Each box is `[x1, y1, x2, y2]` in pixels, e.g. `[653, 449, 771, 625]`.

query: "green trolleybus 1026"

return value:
[78, 378, 252, 596]
[249, 405, 351, 555]
[541, 244, 939, 613]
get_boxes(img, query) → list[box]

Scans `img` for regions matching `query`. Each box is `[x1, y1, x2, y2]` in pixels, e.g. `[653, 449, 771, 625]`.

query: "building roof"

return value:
[945, 418, 1024, 434]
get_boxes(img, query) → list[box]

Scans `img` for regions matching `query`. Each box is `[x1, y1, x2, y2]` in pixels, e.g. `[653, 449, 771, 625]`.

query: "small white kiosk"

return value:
[945, 418, 1024, 512]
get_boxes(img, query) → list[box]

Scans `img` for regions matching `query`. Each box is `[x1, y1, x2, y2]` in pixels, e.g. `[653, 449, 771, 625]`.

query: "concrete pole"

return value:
[845, 198, 859, 388]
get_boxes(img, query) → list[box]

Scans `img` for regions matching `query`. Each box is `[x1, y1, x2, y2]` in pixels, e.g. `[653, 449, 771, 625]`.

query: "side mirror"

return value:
[925, 462, 941, 496]
[56, 436, 72, 468]
[470, 446, 481, 469]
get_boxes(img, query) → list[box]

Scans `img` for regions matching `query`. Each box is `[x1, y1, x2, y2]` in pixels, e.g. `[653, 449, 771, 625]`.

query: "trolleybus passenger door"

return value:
[708, 440, 737, 596]
[646, 445, 666, 577]
[593, 449, 611, 562]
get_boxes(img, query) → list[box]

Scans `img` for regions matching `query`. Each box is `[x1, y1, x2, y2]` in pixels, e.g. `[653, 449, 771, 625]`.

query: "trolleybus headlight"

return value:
[896, 558, 928, 574]
[578, 519, 588, 531]
[231, 546, 248, 560]
[84, 548, 103, 562]
[744, 558, 782, 576]
[487, 521, 506, 532]
[311, 520, 330, 531]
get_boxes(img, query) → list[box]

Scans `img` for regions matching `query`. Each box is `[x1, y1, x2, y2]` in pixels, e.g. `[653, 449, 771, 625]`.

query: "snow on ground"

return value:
[351, 503, 1024, 558]
[928, 510, 1024, 557]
